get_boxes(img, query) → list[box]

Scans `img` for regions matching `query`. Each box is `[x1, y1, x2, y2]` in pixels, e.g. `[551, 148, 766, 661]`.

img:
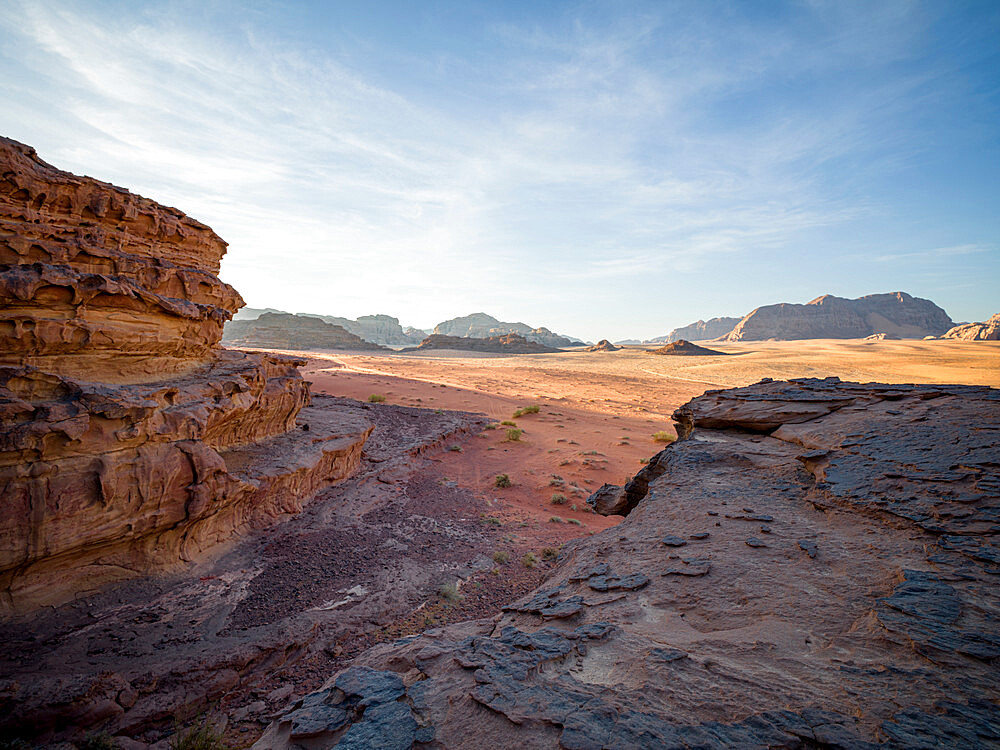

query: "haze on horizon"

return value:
[1, 0, 997, 342]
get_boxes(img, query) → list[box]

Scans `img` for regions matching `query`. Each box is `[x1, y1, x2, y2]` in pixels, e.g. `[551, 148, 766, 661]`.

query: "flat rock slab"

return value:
[254, 378, 1000, 749]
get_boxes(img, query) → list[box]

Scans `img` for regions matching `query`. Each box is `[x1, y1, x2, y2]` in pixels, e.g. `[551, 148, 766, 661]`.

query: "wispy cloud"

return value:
[1, 0, 996, 338]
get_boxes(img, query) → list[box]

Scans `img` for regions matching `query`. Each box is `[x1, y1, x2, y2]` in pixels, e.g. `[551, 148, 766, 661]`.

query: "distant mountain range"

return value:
[226, 309, 581, 348]
[432, 313, 583, 348]
[231, 309, 424, 347]
[638, 292, 955, 343]
[230, 292, 957, 350]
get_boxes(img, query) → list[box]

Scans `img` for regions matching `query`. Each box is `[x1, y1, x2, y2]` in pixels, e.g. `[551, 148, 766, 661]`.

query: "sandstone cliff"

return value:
[223, 312, 389, 351]
[725, 292, 953, 341]
[0, 137, 371, 613]
[255, 377, 1000, 748]
[402, 332, 562, 354]
[942, 313, 1000, 340]
[646, 316, 741, 343]
[433, 312, 578, 347]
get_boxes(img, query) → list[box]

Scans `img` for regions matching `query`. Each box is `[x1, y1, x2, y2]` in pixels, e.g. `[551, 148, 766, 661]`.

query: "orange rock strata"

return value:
[0, 137, 371, 613]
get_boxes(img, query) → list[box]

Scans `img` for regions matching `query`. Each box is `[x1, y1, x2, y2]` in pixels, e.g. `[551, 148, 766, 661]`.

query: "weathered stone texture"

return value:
[0, 138, 371, 613]
[260, 377, 999, 748]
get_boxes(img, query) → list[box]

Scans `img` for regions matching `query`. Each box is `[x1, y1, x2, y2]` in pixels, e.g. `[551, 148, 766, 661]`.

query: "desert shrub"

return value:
[550, 493, 567, 505]
[169, 719, 226, 750]
[367, 394, 386, 403]
[652, 431, 675, 443]
[447, 444, 462, 452]
[439, 583, 463, 602]
[494, 474, 512, 488]
[78, 734, 116, 750]
[512, 405, 540, 418]
[480, 515, 502, 526]
[505, 428, 523, 442]
[548, 476, 565, 487]
[567, 518, 582, 526]
[549, 516, 564, 523]
[541, 547, 559, 561]
[482, 423, 497, 430]
[522, 552, 538, 568]
[493, 550, 510, 564]
[500, 420, 517, 427]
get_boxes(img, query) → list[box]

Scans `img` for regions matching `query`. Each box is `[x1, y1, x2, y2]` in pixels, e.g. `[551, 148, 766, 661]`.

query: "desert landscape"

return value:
[3, 2, 1000, 749]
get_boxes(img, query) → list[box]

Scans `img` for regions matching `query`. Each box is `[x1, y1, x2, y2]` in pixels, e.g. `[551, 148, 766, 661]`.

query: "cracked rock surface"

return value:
[257, 377, 999, 748]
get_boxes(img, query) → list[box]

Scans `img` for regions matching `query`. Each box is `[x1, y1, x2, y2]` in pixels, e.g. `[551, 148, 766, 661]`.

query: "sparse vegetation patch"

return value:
[653, 431, 676, 443]
[439, 582, 463, 602]
[494, 473, 512, 488]
[169, 719, 226, 750]
[368, 394, 386, 403]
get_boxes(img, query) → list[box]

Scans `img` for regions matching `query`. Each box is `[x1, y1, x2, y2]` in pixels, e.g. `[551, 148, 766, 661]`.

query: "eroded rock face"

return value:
[726, 291, 954, 341]
[402, 332, 562, 354]
[942, 313, 1000, 341]
[646, 316, 741, 343]
[259, 377, 1000, 748]
[223, 312, 389, 351]
[0, 138, 371, 613]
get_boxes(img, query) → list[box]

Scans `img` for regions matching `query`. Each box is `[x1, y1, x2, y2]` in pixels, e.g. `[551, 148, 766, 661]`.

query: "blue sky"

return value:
[2, 0, 998, 340]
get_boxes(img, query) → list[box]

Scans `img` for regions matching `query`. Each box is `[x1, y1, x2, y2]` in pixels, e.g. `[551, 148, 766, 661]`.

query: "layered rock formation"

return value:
[257, 377, 999, 748]
[647, 339, 726, 356]
[433, 312, 579, 347]
[725, 292, 954, 341]
[402, 333, 562, 354]
[223, 312, 388, 351]
[230, 309, 424, 347]
[585, 339, 620, 352]
[942, 313, 1000, 340]
[647, 316, 741, 343]
[0, 137, 371, 613]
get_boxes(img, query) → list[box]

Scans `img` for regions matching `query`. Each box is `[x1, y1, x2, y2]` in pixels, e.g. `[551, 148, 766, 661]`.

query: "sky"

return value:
[1, 0, 998, 341]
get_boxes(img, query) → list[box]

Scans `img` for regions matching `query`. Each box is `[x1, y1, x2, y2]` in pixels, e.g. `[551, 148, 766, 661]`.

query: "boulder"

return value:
[941, 313, 1000, 341]
[647, 339, 726, 356]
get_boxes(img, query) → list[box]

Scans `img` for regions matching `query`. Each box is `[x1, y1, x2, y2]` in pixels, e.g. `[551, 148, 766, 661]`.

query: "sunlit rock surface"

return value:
[258, 377, 999, 748]
[0, 137, 371, 613]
